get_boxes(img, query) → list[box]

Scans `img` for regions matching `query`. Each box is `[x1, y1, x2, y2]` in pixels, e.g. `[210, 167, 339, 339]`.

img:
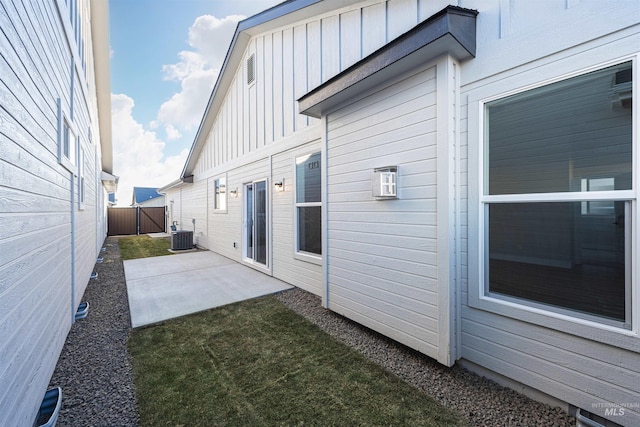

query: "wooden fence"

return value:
[107, 207, 165, 236]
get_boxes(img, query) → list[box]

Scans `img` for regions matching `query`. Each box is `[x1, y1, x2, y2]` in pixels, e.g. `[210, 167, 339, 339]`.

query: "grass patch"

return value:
[129, 297, 466, 426]
[119, 235, 172, 260]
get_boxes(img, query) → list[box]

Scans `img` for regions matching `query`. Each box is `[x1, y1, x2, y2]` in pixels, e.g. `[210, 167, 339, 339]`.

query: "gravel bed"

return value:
[48, 237, 139, 426]
[49, 238, 574, 426]
[274, 289, 576, 427]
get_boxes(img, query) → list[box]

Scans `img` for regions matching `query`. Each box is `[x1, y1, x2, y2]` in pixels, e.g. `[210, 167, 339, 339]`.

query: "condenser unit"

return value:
[171, 231, 193, 250]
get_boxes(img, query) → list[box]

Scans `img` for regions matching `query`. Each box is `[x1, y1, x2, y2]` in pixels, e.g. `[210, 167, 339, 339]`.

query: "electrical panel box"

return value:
[372, 166, 398, 200]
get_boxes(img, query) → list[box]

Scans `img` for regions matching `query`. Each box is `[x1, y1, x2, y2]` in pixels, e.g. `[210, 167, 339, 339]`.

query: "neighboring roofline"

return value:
[298, 6, 478, 118]
[90, 0, 113, 174]
[158, 177, 192, 193]
[101, 171, 118, 193]
[181, 0, 360, 178]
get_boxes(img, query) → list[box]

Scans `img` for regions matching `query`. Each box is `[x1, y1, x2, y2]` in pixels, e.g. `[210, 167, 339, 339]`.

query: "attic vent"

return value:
[247, 54, 256, 85]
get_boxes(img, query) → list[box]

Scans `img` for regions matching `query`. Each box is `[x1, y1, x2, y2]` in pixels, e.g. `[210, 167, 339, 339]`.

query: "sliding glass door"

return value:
[244, 180, 267, 266]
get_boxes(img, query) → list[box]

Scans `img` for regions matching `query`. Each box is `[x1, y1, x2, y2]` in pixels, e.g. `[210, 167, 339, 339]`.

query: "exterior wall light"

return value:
[274, 179, 284, 192]
[372, 166, 398, 200]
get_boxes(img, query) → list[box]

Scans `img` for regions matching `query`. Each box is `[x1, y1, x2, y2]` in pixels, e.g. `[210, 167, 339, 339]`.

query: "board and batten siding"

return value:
[459, 0, 640, 424]
[325, 62, 446, 362]
[0, 0, 109, 425]
[191, 0, 454, 177]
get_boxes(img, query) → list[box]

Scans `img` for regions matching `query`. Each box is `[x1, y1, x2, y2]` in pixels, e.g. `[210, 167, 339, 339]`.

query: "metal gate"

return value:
[107, 207, 166, 236]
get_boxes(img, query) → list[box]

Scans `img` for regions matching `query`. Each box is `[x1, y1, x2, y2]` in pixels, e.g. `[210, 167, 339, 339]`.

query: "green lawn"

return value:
[129, 297, 467, 426]
[119, 235, 172, 260]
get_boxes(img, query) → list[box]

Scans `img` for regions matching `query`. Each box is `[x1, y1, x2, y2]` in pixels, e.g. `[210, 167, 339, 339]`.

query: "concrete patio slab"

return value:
[124, 251, 293, 328]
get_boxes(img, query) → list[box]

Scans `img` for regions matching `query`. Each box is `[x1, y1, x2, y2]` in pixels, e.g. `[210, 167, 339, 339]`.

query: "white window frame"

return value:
[57, 98, 77, 174]
[78, 144, 86, 210]
[213, 175, 227, 213]
[294, 152, 322, 264]
[242, 178, 270, 271]
[468, 54, 639, 351]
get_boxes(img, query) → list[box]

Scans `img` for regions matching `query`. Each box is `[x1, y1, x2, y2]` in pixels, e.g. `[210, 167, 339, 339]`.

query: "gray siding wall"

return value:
[459, 0, 640, 424]
[0, 0, 107, 425]
[325, 64, 441, 359]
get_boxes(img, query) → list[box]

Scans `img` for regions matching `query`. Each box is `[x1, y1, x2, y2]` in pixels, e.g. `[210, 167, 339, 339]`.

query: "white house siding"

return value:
[192, 0, 454, 174]
[138, 196, 165, 208]
[184, 0, 456, 294]
[459, 0, 640, 424]
[325, 63, 444, 361]
[186, 136, 323, 295]
[271, 141, 323, 296]
[0, 0, 110, 425]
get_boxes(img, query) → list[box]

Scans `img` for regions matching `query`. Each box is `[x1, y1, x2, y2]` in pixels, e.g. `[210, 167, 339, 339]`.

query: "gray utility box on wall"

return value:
[171, 231, 193, 250]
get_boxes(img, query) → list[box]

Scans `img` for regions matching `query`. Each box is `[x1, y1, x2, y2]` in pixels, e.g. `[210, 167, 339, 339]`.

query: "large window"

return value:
[482, 61, 633, 328]
[296, 152, 321, 256]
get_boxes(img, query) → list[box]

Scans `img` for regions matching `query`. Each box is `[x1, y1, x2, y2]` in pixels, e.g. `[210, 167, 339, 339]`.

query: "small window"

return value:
[247, 54, 255, 85]
[296, 152, 321, 256]
[214, 177, 227, 211]
[57, 98, 77, 173]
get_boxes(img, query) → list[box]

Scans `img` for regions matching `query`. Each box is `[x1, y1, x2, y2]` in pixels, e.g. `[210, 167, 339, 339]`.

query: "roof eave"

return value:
[298, 6, 478, 118]
[90, 0, 113, 174]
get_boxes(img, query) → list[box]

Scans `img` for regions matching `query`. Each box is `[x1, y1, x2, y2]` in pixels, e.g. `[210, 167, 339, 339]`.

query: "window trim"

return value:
[468, 55, 639, 350]
[78, 144, 86, 210]
[294, 151, 322, 264]
[212, 175, 227, 213]
[57, 98, 77, 174]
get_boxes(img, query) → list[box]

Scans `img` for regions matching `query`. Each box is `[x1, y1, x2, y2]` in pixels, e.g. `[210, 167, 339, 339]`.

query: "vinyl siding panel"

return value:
[459, 1, 640, 424]
[326, 64, 439, 359]
[386, 0, 418, 40]
[361, 3, 385, 57]
[340, 9, 360, 70]
[1, 0, 109, 423]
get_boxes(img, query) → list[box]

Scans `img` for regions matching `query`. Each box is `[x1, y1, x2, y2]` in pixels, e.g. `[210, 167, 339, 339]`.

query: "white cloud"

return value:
[188, 15, 244, 65]
[155, 14, 245, 132]
[164, 124, 182, 141]
[111, 93, 188, 205]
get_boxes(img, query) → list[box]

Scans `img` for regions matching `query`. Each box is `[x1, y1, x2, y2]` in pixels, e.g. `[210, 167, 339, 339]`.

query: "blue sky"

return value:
[109, 0, 280, 204]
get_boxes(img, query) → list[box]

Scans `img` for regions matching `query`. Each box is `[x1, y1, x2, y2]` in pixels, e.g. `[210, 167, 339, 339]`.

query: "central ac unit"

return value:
[171, 231, 193, 250]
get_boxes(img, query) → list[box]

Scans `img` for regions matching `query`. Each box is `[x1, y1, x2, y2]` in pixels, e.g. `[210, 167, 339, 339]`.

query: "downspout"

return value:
[269, 154, 274, 273]
[69, 56, 76, 324]
[454, 61, 463, 362]
[70, 173, 76, 324]
[321, 115, 329, 308]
